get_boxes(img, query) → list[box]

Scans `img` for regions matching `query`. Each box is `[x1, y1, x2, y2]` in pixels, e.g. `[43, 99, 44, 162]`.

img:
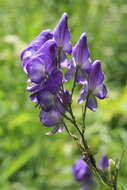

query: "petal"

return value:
[21, 30, 53, 61]
[46, 124, 64, 135]
[78, 81, 88, 104]
[72, 33, 90, 66]
[76, 68, 88, 84]
[88, 60, 104, 90]
[64, 66, 75, 82]
[45, 69, 63, 94]
[26, 57, 46, 83]
[27, 82, 44, 93]
[98, 155, 109, 170]
[94, 84, 108, 99]
[37, 90, 55, 112]
[37, 39, 57, 58]
[63, 42, 72, 54]
[87, 95, 97, 112]
[40, 109, 62, 127]
[54, 13, 71, 47]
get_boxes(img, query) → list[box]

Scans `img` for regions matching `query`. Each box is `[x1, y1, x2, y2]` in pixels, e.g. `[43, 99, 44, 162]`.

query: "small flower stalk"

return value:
[21, 13, 122, 189]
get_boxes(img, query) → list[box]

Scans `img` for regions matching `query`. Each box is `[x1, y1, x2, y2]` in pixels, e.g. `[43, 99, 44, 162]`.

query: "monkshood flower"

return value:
[54, 13, 72, 54]
[78, 60, 108, 111]
[64, 33, 91, 84]
[72, 158, 93, 190]
[21, 29, 53, 61]
[98, 155, 109, 170]
[23, 40, 57, 80]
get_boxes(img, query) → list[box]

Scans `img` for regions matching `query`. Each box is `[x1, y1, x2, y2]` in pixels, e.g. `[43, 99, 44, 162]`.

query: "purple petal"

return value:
[88, 60, 104, 90]
[63, 42, 72, 54]
[26, 57, 46, 83]
[54, 13, 71, 47]
[76, 68, 88, 84]
[72, 158, 92, 182]
[98, 155, 109, 170]
[94, 84, 108, 99]
[30, 92, 38, 103]
[21, 30, 53, 61]
[78, 81, 88, 104]
[46, 69, 63, 94]
[37, 39, 57, 58]
[37, 90, 55, 111]
[72, 33, 90, 66]
[27, 82, 45, 93]
[64, 65, 75, 82]
[46, 124, 64, 135]
[87, 95, 97, 112]
[40, 108, 62, 127]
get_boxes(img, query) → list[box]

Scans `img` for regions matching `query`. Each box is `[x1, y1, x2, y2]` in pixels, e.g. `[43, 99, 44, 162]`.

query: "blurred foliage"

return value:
[0, 0, 127, 189]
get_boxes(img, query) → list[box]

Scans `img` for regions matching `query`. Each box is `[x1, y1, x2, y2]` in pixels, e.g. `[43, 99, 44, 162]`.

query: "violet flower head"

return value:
[72, 158, 93, 190]
[98, 155, 109, 170]
[78, 60, 108, 111]
[54, 13, 72, 54]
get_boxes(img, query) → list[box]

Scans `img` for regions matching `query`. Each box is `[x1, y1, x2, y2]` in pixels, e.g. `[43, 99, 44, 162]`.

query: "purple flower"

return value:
[72, 158, 93, 190]
[78, 60, 108, 111]
[21, 30, 53, 61]
[64, 33, 91, 84]
[23, 40, 57, 76]
[36, 90, 55, 112]
[54, 13, 72, 54]
[98, 155, 109, 170]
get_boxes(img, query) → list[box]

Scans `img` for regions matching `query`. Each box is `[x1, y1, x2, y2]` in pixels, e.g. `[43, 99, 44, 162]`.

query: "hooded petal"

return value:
[40, 108, 62, 127]
[87, 95, 97, 112]
[98, 155, 109, 170]
[72, 33, 90, 66]
[78, 81, 88, 104]
[45, 69, 63, 94]
[54, 13, 71, 47]
[94, 84, 108, 99]
[88, 60, 104, 90]
[21, 30, 53, 61]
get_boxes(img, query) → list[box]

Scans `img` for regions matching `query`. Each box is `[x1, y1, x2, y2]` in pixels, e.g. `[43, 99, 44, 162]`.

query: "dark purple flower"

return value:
[98, 155, 109, 170]
[54, 13, 72, 54]
[78, 60, 108, 111]
[21, 30, 53, 61]
[64, 33, 91, 84]
[72, 158, 93, 190]
[73, 33, 90, 67]
[40, 108, 62, 127]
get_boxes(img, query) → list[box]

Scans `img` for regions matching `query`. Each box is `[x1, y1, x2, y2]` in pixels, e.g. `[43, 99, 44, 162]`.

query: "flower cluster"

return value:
[21, 13, 107, 134]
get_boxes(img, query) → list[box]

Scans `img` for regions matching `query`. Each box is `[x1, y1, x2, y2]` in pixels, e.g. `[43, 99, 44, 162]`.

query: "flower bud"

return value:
[109, 159, 116, 174]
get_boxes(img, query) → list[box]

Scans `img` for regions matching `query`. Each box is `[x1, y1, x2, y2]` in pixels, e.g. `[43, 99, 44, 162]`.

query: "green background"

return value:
[0, 0, 127, 189]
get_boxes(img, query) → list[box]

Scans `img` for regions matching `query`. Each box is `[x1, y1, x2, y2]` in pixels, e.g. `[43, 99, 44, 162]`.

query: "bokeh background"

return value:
[0, 0, 127, 189]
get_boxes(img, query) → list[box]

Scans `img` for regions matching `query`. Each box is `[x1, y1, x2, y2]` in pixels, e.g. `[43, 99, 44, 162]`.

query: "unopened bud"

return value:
[109, 159, 116, 173]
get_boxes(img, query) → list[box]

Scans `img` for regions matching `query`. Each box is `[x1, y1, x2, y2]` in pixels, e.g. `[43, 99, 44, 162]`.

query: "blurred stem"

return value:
[82, 94, 89, 134]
